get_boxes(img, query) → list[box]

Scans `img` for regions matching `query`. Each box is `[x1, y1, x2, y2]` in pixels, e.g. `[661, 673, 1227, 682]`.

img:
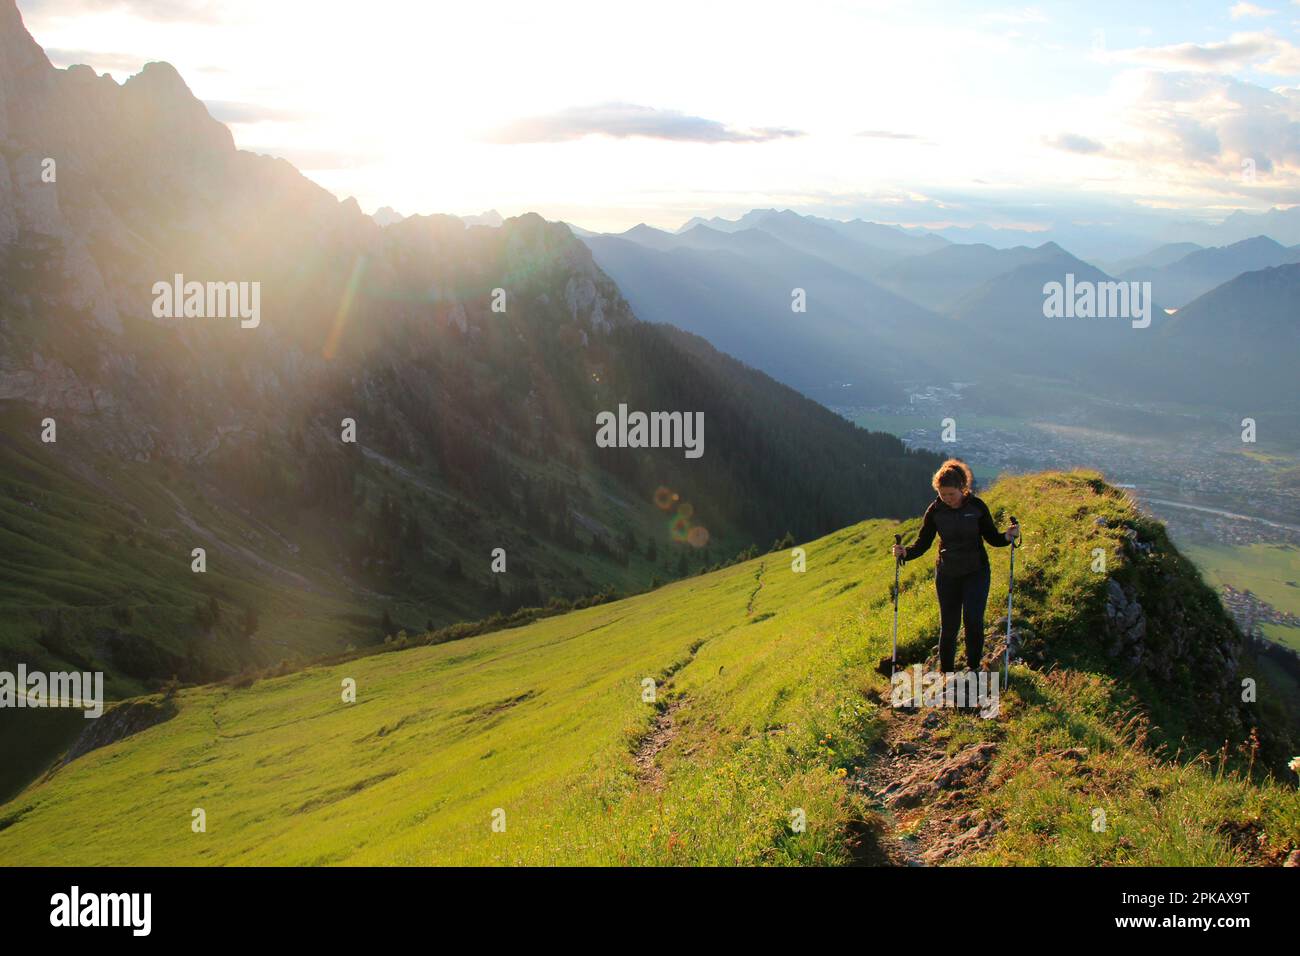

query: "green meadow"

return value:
[1184, 542, 1300, 617]
[1184, 542, 1300, 653]
[1, 471, 1296, 866]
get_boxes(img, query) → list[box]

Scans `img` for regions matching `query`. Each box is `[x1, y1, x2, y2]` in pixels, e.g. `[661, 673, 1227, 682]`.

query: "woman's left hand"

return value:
[1005, 525, 1020, 542]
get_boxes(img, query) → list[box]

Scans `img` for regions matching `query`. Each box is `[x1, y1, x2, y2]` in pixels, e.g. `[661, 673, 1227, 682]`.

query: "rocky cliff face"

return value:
[0, 0, 631, 461]
[0, 0, 50, 144]
[1096, 516, 1260, 752]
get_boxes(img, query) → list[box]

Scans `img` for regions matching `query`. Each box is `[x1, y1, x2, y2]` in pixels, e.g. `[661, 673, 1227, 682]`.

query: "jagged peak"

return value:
[106, 58, 236, 155]
[457, 208, 504, 227]
[0, 0, 54, 140]
[680, 222, 725, 236]
[0, 0, 49, 69]
[121, 60, 192, 97]
[372, 205, 405, 226]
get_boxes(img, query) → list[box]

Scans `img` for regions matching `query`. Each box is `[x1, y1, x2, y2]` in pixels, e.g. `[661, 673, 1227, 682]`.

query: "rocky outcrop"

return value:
[879, 741, 998, 811]
[1104, 578, 1148, 668]
[55, 695, 178, 769]
[0, 352, 93, 409]
[1096, 520, 1251, 746]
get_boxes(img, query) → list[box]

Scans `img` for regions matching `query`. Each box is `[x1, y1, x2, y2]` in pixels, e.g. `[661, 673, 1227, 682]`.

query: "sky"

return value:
[18, 0, 1300, 235]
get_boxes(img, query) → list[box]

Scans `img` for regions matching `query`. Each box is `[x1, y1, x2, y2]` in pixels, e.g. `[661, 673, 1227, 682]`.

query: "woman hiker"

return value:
[891, 459, 1019, 674]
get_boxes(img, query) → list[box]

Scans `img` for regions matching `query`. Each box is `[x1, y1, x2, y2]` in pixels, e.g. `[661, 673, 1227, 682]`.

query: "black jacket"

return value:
[903, 494, 1009, 576]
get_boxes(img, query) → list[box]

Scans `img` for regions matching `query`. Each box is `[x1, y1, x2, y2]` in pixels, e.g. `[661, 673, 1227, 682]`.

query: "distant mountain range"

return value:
[877, 241, 1064, 313]
[371, 207, 503, 229]
[1174, 204, 1300, 248]
[584, 219, 956, 404]
[634, 200, 1300, 265]
[580, 208, 1298, 422]
[1100, 242, 1203, 277]
[1118, 236, 1300, 308]
[679, 208, 948, 264]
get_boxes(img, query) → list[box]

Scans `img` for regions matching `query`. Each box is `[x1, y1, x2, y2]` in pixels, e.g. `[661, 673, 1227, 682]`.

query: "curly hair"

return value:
[931, 458, 973, 493]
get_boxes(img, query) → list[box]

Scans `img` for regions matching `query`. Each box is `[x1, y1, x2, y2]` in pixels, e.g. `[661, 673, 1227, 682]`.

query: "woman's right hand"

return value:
[891, 544, 907, 560]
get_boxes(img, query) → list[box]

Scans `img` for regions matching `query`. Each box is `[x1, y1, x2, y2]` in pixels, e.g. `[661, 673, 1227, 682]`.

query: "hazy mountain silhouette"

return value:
[1154, 262, 1300, 407]
[584, 220, 959, 404]
[460, 209, 504, 227]
[1120, 236, 1300, 308]
[1101, 241, 1202, 277]
[878, 241, 1067, 313]
[1174, 205, 1300, 248]
[371, 206, 405, 226]
[676, 208, 943, 275]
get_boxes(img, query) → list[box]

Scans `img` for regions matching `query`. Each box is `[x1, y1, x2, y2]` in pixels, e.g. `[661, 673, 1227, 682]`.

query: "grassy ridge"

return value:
[1, 471, 1295, 865]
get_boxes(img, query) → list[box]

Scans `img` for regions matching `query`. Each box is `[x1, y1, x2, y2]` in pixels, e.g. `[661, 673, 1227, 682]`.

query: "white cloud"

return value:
[24, 0, 223, 22]
[981, 7, 1048, 24]
[1110, 71, 1300, 180]
[481, 103, 805, 146]
[1230, 2, 1276, 18]
[1046, 132, 1106, 154]
[1108, 31, 1300, 75]
[204, 100, 306, 124]
[856, 130, 924, 140]
[46, 47, 147, 72]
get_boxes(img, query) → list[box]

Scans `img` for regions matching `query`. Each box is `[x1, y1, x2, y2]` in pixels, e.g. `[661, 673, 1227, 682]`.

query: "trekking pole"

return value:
[891, 533, 902, 677]
[1003, 515, 1019, 687]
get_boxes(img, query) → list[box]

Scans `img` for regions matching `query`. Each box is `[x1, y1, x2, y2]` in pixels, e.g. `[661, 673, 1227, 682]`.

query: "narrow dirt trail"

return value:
[745, 561, 766, 616]
[852, 690, 1007, 866]
[633, 700, 682, 790]
[630, 635, 714, 790]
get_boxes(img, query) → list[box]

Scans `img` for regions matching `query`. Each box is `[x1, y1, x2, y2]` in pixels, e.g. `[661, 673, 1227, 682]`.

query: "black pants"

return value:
[935, 565, 991, 672]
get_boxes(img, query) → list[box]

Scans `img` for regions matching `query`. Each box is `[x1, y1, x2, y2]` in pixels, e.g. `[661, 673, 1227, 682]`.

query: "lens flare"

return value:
[323, 254, 367, 360]
[653, 486, 675, 510]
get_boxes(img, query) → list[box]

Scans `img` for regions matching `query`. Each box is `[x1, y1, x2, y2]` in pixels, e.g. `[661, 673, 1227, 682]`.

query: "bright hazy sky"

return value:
[19, 0, 1300, 233]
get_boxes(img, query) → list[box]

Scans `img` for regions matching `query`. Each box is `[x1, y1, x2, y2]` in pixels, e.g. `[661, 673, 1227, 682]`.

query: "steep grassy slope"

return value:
[0, 416, 372, 688]
[1, 472, 1295, 865]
